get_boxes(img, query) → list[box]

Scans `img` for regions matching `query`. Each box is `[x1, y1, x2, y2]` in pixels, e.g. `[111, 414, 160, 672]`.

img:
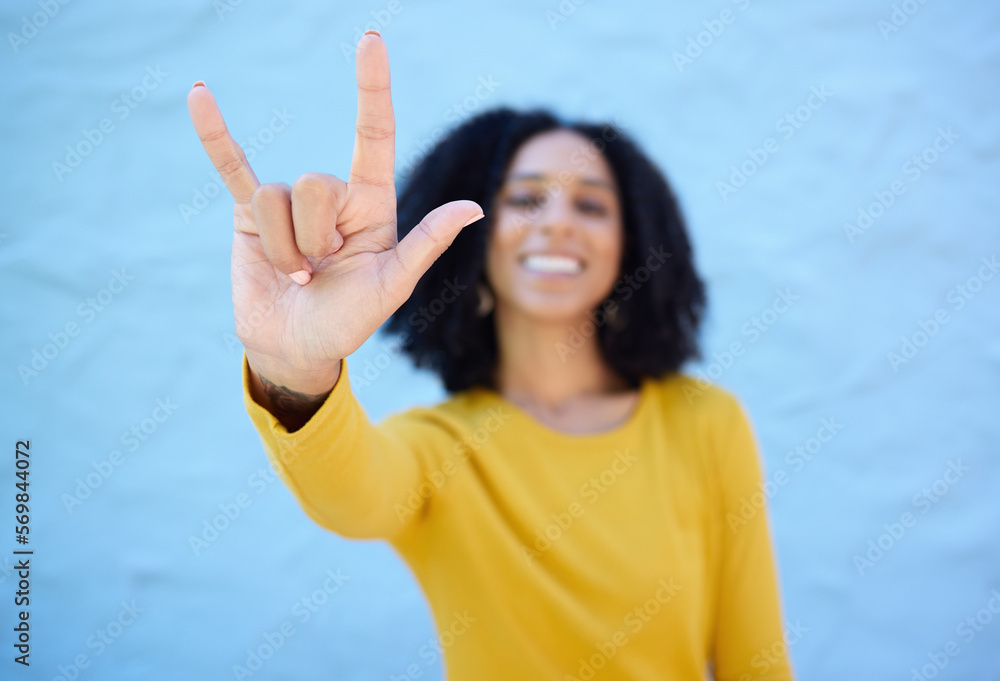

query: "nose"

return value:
[534, 187, 575, 237]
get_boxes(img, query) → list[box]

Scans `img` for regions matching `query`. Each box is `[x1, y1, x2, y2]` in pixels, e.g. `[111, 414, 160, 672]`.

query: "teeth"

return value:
[522, 254, 583, 275]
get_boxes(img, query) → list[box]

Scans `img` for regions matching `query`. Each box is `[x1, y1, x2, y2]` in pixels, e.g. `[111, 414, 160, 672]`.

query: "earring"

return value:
[605, 302, 625, 330]
[476, 282, 495, 317]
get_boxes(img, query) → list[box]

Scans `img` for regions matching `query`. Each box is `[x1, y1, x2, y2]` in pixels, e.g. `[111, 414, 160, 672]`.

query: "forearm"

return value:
[240, 351, 438, 540]
[246, 350, 342, 432]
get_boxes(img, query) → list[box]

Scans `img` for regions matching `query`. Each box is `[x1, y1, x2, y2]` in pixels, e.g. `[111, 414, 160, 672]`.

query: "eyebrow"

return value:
[504, 173, 616, 191]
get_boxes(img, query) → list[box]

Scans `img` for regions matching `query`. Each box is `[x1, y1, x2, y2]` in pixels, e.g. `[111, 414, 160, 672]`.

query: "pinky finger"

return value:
[251, 183, 313, 284]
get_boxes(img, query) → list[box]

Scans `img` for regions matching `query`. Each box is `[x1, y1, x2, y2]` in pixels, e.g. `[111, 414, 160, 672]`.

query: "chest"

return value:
[436, 433, 713, 610]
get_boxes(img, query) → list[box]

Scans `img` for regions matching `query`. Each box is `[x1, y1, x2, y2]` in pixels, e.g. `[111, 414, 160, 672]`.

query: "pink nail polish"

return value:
[463, 213, 485, 227]
[289, 270, 311, 286]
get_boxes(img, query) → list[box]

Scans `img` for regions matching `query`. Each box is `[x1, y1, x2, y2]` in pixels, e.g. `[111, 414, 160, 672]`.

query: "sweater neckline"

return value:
[476, 376, 653, 444]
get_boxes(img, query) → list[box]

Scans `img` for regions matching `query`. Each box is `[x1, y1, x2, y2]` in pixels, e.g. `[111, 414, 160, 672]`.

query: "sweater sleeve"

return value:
[710, 395, 796, 681]
[240, 352, 456, 542]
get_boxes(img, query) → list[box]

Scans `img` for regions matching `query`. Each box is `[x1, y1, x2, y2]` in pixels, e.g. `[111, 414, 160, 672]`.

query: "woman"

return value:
[187, 30, 795, 681]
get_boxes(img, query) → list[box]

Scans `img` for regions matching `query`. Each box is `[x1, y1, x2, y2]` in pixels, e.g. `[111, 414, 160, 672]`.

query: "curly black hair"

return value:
[383, 107, 706, 394]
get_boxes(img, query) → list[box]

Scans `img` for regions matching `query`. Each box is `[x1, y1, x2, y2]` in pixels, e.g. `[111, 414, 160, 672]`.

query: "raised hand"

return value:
[187, 31, 484, 404]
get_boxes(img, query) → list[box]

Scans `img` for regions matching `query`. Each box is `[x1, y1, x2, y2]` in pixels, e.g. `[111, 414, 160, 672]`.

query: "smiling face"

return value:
[485, 128, 624, 325]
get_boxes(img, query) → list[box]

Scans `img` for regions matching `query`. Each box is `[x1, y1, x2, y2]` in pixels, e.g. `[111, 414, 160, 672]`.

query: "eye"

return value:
[577, 200, 607, 216]
[506, 194, 543, 209]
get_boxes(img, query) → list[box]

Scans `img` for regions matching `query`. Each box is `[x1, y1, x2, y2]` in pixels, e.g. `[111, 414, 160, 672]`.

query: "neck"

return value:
[491, 302, 627, 410]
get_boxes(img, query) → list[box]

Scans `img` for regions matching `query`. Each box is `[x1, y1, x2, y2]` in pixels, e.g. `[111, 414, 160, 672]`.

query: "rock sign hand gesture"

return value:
[187, 31, 484, 402]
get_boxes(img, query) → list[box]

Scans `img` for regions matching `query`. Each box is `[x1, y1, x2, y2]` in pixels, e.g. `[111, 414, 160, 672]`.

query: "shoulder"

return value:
[648, 373, 759, 467]
[648, 372, 748, 433]
[374, 385, 505, 438]
[648, 374, 764, 504]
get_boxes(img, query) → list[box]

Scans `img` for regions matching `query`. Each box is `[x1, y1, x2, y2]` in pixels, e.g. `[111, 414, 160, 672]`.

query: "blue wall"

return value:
[2, 0, 998, 679]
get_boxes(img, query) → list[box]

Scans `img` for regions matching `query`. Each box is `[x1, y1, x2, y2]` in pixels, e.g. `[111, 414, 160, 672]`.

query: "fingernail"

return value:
[289, 270, 311, 286]
[363, 29, 380, 36]
[463, 212, 485, 227]
[192, 80, 205, 88]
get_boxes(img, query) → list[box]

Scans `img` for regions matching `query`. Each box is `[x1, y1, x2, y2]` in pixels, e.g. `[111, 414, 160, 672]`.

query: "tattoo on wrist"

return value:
[258, 374, 333, 432]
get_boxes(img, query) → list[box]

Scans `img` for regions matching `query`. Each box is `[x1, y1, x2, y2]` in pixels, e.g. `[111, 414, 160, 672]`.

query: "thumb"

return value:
[383, 200, 484, 296]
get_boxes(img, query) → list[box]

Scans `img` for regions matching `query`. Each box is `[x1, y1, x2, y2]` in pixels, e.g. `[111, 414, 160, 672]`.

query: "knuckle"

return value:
[293, 173, 349, 209]
[199, 128, 228, 145]
[218, 157, 247, 181]
[349, 170, 394, 188]
[251, 182, 290, 207]
[270, 256, 300, 275]
[296, 238, 327, 258]
[414, 218, 442, 247]
[355, 123, 394, 142]
[293, 172, 332, 196]
[357, 82, 391, 94]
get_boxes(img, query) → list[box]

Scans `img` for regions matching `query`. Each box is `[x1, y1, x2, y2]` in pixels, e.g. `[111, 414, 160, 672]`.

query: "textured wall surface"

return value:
[2, 0, 998, 679]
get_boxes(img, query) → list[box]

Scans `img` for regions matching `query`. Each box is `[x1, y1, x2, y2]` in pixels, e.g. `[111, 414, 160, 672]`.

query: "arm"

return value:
[710, 396, 796, 681]
[187, 34, 482, 539]
[242, 352, 452, 542]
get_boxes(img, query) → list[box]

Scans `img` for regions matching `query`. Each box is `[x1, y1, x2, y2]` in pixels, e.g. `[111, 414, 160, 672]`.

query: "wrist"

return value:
[246, 350, 343, 399]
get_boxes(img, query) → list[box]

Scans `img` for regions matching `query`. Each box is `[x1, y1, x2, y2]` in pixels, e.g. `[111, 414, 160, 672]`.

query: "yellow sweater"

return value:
[241, 353, 795, 680]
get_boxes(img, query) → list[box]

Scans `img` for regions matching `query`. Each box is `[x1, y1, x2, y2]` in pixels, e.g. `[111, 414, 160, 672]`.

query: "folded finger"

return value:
[251, 183, 312, 283]
[291, 173, 347, 257]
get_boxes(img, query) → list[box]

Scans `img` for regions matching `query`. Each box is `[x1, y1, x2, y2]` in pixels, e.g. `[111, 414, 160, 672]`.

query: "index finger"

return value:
[187, 83, 260, 206]
[348, 31, 395, 189]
